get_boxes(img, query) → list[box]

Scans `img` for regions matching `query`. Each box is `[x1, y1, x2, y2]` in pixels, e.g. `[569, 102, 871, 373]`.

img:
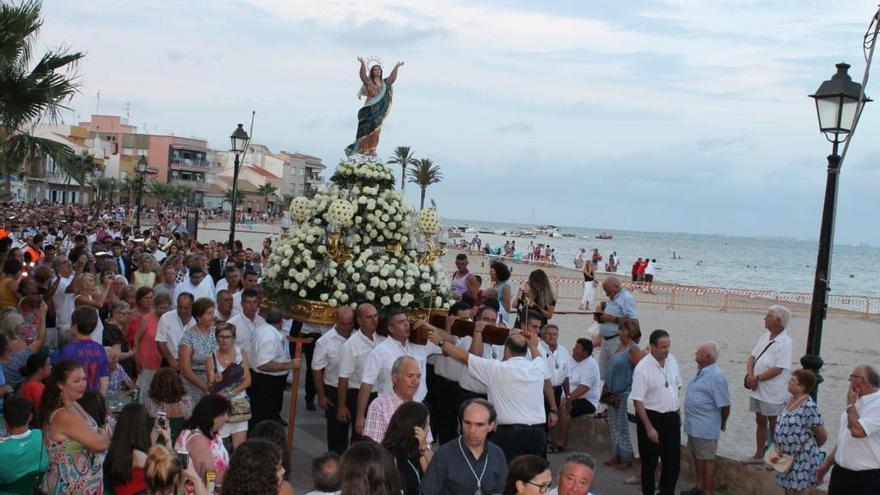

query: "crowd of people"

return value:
[0, 201, 877, 495]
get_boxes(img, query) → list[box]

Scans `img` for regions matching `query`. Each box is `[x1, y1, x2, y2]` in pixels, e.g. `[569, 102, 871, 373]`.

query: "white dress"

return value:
[215, 346, 250, 437]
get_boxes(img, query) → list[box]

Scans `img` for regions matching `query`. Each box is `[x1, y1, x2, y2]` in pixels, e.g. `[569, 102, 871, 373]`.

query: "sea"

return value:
[443, 218, 880, 298]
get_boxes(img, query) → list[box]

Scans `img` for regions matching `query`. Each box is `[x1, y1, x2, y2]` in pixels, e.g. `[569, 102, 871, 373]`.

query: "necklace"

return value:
[788, 394, 808, 412]
[458, 436, 489, 494]
[406, 459, 421, 484]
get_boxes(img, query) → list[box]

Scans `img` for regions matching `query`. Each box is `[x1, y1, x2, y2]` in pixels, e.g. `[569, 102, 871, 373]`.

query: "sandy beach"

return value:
[199, 222, 879, 461]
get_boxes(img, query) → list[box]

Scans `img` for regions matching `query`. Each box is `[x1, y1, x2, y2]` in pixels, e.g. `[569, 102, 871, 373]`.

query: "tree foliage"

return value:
[407, 158, 442, 209]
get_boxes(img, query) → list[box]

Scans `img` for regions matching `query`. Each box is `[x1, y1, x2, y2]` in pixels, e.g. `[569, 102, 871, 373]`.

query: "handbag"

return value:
[764, 442, 795, 473]
[210, 352, 251, 423]
[600, 388, 620, 408]
[744, 341, 774, 390]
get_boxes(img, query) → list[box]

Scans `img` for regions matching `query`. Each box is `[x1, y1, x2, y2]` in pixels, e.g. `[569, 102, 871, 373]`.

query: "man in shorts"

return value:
[682, 342, 730, 495]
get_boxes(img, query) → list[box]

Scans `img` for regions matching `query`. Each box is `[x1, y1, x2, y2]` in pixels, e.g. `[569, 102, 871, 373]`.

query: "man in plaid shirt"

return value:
[363, 355, 433, 443]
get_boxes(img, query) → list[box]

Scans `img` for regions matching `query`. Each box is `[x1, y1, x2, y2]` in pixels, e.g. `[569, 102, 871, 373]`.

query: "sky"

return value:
[36, 0, 880, 245]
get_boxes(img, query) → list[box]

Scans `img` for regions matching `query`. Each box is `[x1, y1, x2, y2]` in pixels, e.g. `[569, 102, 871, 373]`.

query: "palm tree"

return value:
[147, 182, 177, 206]
[257, 182, 278, 214]
[388, 146, 415, 192]
[224, 188, 243, 209]
[0, 1, 85, 192]
[407, 158, 442, 209]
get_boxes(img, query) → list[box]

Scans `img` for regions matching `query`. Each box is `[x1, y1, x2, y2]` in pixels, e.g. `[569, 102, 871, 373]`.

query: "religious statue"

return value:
[344, 57, 404, 157]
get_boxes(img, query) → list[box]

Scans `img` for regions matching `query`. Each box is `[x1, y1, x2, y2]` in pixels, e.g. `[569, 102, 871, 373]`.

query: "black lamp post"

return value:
[228, 123, 250, 249]
[803, 63, 871, 399]
[135, 154, 148, 232]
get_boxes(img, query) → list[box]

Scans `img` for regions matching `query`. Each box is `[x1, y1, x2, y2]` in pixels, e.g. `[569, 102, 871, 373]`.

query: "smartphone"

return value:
[176, 450, 188, 468]
[157, 411, 168, 428]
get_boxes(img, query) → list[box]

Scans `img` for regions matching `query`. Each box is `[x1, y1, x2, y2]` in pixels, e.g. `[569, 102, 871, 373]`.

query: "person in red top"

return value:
[631, 258, 643, 282]
[132, 287, 162, 395]
[104, 402, 172, 495]
[636, 258, 648, 281]
[18, 350, 51, 415]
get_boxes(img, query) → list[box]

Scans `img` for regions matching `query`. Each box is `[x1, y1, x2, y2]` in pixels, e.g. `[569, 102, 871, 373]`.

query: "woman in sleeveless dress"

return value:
[603, 320, 644, 471]
[36, 360, 111, 494]
[206, 323, 252, 449]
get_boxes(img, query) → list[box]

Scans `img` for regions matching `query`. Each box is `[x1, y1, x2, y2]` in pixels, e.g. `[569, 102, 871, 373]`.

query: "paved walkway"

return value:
[280, 384, 645, 494]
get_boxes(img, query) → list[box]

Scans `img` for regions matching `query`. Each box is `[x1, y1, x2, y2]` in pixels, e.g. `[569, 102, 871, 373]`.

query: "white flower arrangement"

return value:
[289, 196, 313, 223]
[262, 158, 450, 310]
[417, 208, 441, 235]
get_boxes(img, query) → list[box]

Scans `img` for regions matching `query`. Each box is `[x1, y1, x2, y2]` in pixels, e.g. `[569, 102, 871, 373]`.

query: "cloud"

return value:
[494, 122, 534, 134]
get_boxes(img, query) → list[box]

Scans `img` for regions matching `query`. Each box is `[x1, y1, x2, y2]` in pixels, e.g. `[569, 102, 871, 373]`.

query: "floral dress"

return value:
[179, 328, 218, 403]
[773, 397, 824, 491]
[41, 404, 104, 494]
[175, 429, 230, 476]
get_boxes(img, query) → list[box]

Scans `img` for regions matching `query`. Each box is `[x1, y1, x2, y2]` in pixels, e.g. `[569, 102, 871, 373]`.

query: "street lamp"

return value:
[804, 62, 870, 398]
[228, 123, 250, 249]
[135, 154, 148, 232]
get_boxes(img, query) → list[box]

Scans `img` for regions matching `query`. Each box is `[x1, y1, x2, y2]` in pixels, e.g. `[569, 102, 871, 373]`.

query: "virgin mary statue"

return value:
[344, 57, 404, 157]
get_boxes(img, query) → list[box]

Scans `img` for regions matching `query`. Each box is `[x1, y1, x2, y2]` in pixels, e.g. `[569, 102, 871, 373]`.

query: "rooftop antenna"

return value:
[124, 102, 130, 124]
[96, 90, 101, 115]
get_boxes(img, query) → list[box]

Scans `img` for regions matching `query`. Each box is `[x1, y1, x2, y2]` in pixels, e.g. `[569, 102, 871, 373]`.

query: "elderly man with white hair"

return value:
[682, 342, 730, 495]
[745, 305, 793, 461]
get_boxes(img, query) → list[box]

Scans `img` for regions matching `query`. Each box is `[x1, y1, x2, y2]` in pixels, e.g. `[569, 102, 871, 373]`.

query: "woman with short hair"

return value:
[771, 369, 827, 495]
[205, 323, 251, 449]
[178, 298, 218, 403]
[504, 455, 552, 495]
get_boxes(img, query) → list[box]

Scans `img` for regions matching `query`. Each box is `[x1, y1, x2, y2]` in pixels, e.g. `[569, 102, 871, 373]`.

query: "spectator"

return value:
[58, 306, 109, 394]
[745, 305, 794, 461]
[338, 440, 401, 495]
[71, 272, 110, 345]
[155, 292, 195, 371]
[681, 341, 731, 495]
[484, 261, 514, 313]
[553, 338, 600, 452]
[363, 356, 426, 443]
[595, 276, 638, 380]
[601, 319, 642, 471]
[522, 269, 556, 327]
[178, 298, 218, 403]
[174, 394, 230, 483]
[103, 300, 136, 378]
[146, 367, 192, 421]
[133, 287, 163, 396]
[817, 364, 880, 493]
[249, 420, 292, 483]
[143, 444, 208, 495]
[0, 396, 48, 486]
[770, 369, 827, 495]
[205, 322, 251, 449]
[35, 360, 111, 494]
[152, 266, 178, 307]
[0, 258, 23, 310]
[221, 438, 293, 495]
[306, 452, 341, 495]
[18, 350, 51, 415]
[104, 402, 171, 495]
[504, 455, 551, 495]
[131, 254, 156, 290]
[381, 401, 433, 495]
[420, 398, 508, 495]
[549, 452, 596, 495]
[0, 300, 46, 388]
[107, 347, 137, 393]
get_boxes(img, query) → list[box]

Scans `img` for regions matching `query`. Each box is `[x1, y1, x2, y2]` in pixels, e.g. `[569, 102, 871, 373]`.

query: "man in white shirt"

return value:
[549, 452, 597, 495]
[155, 293, 195, 370]
[232, 269, 258, 314]
[50, 256, 75, 348]
[744, 305, 793, 461]
[455, 307, 497, 404]
[249, 306, 300, 427]
[816, 364, 880, 492]
[152, 266, 178, 309]
[336, 303, 383, 443]
[427, 313, 555, 462]
[539, 323, 571, 453]
[553, 338, 600, 452]
[173, 265, 214, 303]
[226, 288, 264, 359]
[430, 302, 471, 445]
[355, 307, 441, 436]
[312, 307, 355, 454]
[213, 265, 241, 297]
[631, 329, 682, 495]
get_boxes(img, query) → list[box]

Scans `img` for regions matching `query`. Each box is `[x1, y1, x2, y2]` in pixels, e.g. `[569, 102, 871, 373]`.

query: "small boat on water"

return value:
[478, 227, 493, 234]
[596, 233, 613, 240]
[549, 232, 563, 238]
[493, 229, 507, 236]
[561, 233, 575, 237]
[534, 225, 559, 236]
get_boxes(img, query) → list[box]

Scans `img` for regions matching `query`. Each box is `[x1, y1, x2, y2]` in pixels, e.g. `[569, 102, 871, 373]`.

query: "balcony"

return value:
[169, 157, 211, 171]
[169, 177, 209, 191]
[306, 174, 324, 184]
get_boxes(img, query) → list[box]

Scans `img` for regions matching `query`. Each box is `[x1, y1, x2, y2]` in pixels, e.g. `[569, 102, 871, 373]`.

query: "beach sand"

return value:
[199, 223, 879, 460]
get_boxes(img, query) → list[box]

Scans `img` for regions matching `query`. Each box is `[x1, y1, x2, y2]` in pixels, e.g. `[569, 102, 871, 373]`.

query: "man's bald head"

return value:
[335, 306, 355, 336]
[602, 276, 621, 297]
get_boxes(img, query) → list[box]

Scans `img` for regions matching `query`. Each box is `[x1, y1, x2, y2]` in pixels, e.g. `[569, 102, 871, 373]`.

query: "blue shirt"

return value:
[58, 339, 109, 391]
[599, 289, 638, 337]
[684, 363, 731, 440]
